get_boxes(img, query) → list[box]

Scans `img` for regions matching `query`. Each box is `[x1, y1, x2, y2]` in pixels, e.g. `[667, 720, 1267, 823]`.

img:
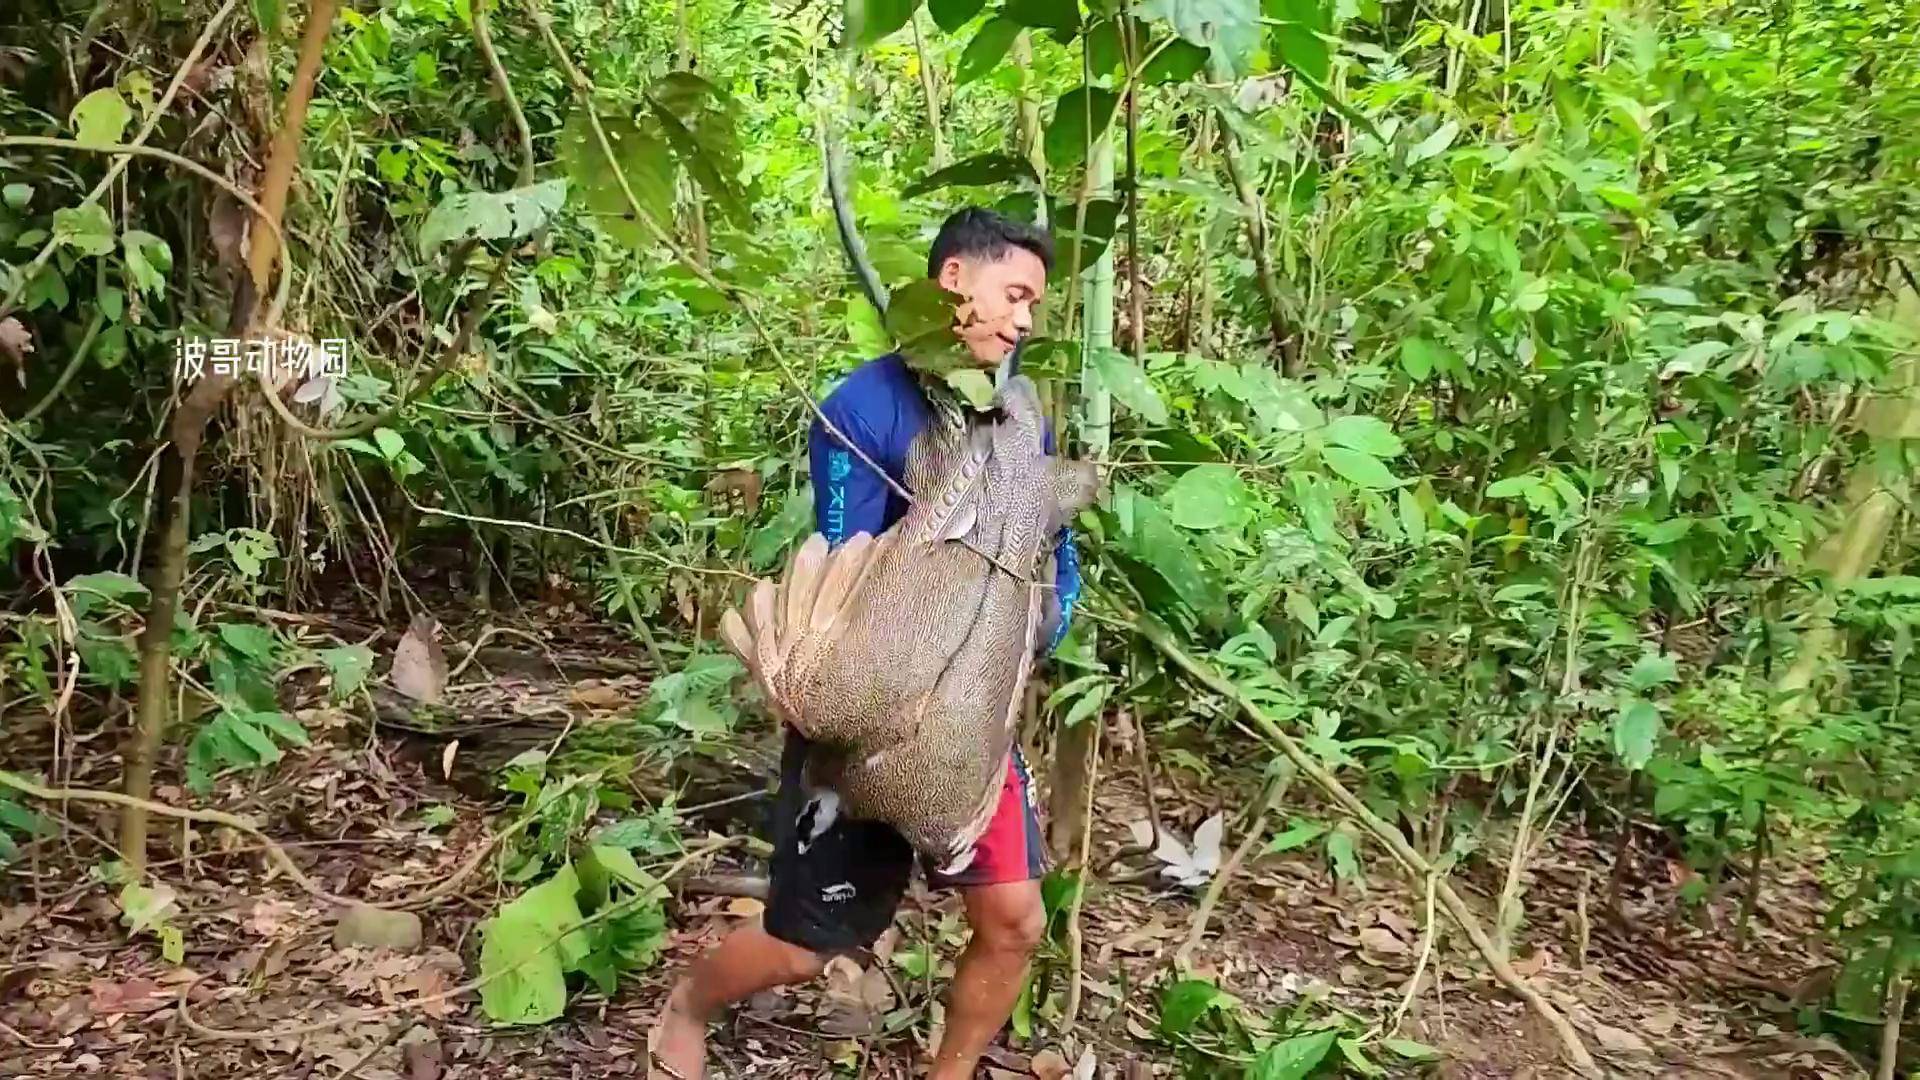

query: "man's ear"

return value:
[936, 256, 965, 294]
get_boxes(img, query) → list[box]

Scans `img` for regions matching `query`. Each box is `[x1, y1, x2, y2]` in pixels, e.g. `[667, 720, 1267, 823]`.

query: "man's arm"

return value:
[808, 397, 892, 547]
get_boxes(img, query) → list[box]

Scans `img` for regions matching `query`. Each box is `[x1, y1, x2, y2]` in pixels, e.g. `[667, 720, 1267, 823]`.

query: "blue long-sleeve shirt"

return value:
[807, 353, 1081, 655]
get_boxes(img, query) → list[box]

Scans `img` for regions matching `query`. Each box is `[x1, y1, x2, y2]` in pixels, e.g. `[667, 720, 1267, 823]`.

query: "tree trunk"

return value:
[120, 0, 338, 872]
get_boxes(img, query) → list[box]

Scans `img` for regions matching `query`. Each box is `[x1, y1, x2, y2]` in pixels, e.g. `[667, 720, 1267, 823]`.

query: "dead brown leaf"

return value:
[391, 614, 447, 704]
[0, 316, 32, 373]
[726, 897, 766, 918]
[1358, 927, 1408, 956]
[246, 897, 298, 939]
[569, 684, 626, 708]
[1031, 1049, 1071, 1080]
[1592, 1023, 1652, 1056]
[87, 978, 171, 1016]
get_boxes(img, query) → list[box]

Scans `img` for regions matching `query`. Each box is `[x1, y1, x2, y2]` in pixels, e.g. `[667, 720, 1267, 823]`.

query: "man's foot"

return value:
[649, 985, 708, 1080]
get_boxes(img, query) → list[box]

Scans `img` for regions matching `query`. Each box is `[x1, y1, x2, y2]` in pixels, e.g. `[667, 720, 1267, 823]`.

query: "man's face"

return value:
[936, 247, 1048, 368]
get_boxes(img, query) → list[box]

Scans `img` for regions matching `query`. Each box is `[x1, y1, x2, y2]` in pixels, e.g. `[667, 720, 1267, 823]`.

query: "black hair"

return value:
[926, 207, 1055, 279]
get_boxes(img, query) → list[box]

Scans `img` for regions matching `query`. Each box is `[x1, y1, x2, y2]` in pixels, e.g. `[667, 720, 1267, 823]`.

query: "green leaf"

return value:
[65, 571, 147, 620]
[1635, 285, 1699, 308]
[1005, 0, 1079, 31]
[1322, 415, 1403, 457]
[901, 154, 1040, 199]
[1137, 0, 1260, 77]
[1512, 275, 1550, 313]
[1613, 698, 1662, 772]
[1381, 1039, 1441, 1061]
[70, 88, 132, 146]
[561, 111, 674, 251]
[320, 644, 374, 698]
[121, 230, 172, 297]
[1397, 490, 1427, 545]
[1086, 346, 1168, 424]
[1248, 1029, 1338, 1080]
[1405, 119, 1460, 165]
[1320, 447, 1401, 490]
[1628, 652, 1678, 691]
[848, 0, 921, 46]
[1045, 86, 1121, 170]
[1266, 0, 1328, 83]
[1493, 582, 1549, 603]
[1142, 39, 1211, 83]
[418, 179, 568, 257]
[588, 845, 663, 895]
[53, 204, 115, 257]
[1158, 978, 1229, 1035]
[252, 0, 284, 35]
[1399, 336, 1449, 381]
[1266, 819, 1327, 853]
[1165, 464, 1251, 530]
[217, 622, 278, 663]
[2, 183, 31, 210]
[944, 369, 997, 409]
[481, 865, 588, 1024]
[929, 0, 987, 30]
[373, 428, 407, 459]
[1661, 340, 1728, 378]
[956, 16, 1023, 84]
[118, 881, 177, 937]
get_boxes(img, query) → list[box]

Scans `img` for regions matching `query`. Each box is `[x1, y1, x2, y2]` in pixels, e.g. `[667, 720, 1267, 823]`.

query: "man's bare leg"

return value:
[927, 880, 1046, 1080]
[651, 921, 827, 1079]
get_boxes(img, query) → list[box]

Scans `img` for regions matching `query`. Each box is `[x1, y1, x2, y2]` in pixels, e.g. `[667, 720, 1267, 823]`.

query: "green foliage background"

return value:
[2, 0, 1919, 1063]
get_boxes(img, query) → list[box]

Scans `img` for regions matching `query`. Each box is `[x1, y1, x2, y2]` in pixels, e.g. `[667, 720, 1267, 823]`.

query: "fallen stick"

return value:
[1110, 601, 1600, 1077]
[681, 874, 769, 900]
[1174, 762, 1294, 971]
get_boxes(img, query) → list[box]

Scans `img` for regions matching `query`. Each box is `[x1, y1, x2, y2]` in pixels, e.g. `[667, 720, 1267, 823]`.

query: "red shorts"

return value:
[921, 748, 1049, 888]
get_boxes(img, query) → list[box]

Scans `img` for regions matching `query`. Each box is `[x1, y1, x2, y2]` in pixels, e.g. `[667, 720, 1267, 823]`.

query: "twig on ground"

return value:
[1392, 869, 1441, 1032]
[1175, 762, 1294, 971]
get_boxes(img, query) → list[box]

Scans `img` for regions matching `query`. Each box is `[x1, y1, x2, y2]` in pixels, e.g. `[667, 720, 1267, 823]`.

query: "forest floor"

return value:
[0, 602, 1880, 1080]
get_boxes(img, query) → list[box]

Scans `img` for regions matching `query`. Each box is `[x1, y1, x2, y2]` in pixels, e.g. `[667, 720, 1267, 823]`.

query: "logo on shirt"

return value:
[828, 449, 852, 481]
[820, 882, 857, 903]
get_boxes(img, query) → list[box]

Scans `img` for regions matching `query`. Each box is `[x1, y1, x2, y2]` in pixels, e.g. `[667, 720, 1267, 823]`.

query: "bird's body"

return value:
[721, 373, 1095, 873]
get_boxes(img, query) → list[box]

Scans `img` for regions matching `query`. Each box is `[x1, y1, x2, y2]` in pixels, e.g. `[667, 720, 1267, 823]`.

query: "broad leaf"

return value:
[1165, 464, 1251, 530]
[53, 204, 115, 257]
[957, 17, 1022, 84]
[1265, 0, 1328, 83]
[902, 154, 1039, 198]
[320, 644, 374, 698]
[1613, 698, 1662, 771]
[1249, 1029, 1338, 1080]
[1137, 0, 1259, 77]
[1322, 414, 1403, 457]
[1158, 978, 1230, 1035]
[1086, 346, 1169, 424]
[561, 111, 674, 251]
[1143, 39, 1210, 83]
[848, 0, 922, 46]
[1405, 119, 1460, 165]
[418, 179, 567, 257]
[480, 865, 588, 1024]
[70, 88, 132, 145]
[1045, 86, 1121, 169]
[1320, 446, 1401, 490]
[1005, 0, 1079, 31]
[929, 0, 987, 31]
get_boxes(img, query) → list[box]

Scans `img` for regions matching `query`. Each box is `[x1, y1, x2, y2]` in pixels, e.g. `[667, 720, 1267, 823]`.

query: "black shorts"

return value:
[761, 730, 1047, 954]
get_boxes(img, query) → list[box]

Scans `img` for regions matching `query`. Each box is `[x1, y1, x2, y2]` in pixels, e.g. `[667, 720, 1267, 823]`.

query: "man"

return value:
[650, 207, 1081, 1080]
